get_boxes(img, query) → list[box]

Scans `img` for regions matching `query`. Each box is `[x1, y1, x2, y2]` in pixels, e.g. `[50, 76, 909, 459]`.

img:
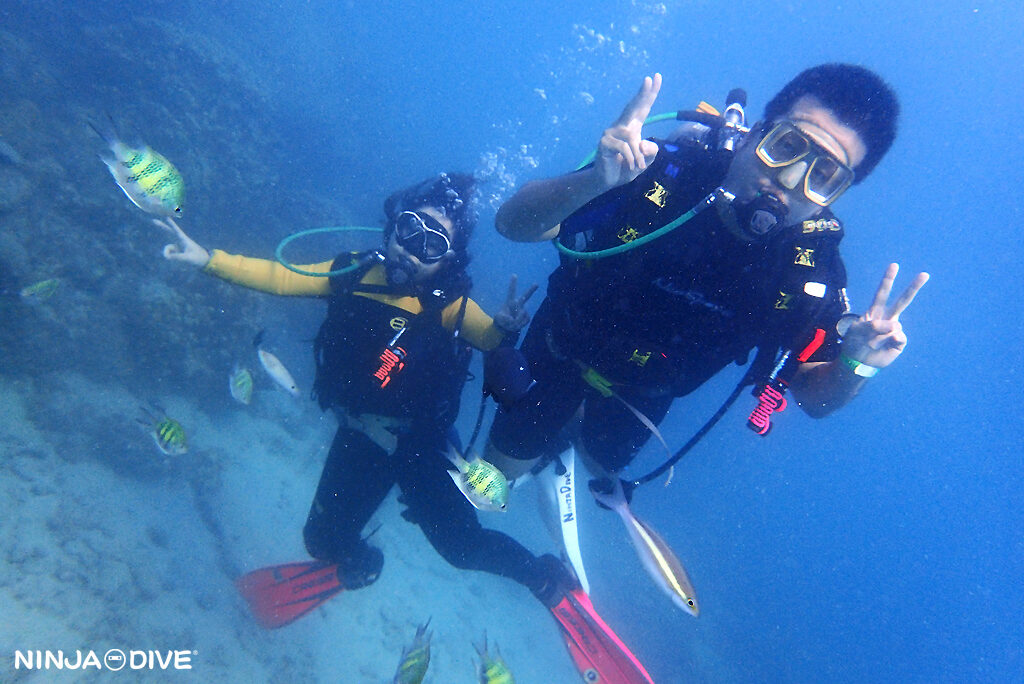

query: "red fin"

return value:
[549, 588, 655, 683]
[235, 560, 344, 629]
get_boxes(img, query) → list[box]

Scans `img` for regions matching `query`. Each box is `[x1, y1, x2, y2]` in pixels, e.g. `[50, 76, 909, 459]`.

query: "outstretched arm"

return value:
[496, 74, 663, 242]
[791, 263, 930, 417]
[152, 217, 331, 296]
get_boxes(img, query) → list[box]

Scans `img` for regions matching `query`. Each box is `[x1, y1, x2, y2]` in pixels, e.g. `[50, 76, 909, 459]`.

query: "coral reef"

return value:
[0, 3, 350, 414]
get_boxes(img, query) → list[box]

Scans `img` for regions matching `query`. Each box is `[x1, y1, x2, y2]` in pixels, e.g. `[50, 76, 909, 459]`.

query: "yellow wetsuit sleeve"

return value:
[204, 249, 333, 296]
[443, 297, 506, 351]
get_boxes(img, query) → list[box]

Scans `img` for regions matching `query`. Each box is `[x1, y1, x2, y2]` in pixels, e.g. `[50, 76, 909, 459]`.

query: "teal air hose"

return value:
[556, 111, 716, 261]
[275, 226, 383, 277]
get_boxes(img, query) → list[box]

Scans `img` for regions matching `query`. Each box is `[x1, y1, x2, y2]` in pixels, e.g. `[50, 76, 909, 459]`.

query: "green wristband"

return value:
[839, 353, 879, 378]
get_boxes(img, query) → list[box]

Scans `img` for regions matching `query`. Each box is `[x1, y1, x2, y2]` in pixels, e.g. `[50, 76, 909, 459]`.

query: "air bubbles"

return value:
[475, 4, 670, 207]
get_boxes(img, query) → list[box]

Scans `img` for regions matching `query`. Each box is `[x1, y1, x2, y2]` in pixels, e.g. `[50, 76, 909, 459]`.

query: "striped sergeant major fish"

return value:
[392, 619, 431, 684]
[447, 447, 509, 513]
[89, 115, 185, 217]
[475, 633, 515, 684]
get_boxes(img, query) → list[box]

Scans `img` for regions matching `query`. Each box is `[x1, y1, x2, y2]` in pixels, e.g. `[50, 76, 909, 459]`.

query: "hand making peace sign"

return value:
[840, 263, 930, 370]
[596, 73, 663, 190]
[493, 275, 539, 334]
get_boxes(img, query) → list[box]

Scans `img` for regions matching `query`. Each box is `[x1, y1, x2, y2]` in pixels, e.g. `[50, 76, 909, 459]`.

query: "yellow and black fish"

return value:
[19, 278, 60, 301]
[229, 365, 254, 405]
[137, 407, 188, 456]
[152, 417, 187, 456]
[90, 117, 184, 217]
[392, 619, 431, 684]
[447, 447, 509, 513]
[475, 634, 515, 684]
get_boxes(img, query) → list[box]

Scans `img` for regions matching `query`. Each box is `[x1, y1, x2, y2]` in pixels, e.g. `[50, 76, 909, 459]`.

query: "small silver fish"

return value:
[591, 478, 699, 616]
[254, 332, 300, 397]
[229, 365, 254, 405]
[447, 447, 509, 513]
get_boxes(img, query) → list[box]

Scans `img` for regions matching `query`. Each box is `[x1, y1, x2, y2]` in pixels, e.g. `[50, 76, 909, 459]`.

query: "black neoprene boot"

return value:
[530, 553, 578, 607]
[337, 542, 384, 589]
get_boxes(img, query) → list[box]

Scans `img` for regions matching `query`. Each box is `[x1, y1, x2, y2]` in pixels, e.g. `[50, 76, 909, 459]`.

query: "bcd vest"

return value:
[312, 253, 472, 429]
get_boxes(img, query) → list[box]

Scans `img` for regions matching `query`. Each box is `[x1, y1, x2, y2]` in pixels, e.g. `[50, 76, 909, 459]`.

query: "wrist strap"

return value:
[839, 352, 879, 378]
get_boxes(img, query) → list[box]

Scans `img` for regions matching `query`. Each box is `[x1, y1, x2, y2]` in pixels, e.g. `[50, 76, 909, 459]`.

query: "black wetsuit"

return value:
[490, 140, 848, 471]
[304, 257, 556, 593]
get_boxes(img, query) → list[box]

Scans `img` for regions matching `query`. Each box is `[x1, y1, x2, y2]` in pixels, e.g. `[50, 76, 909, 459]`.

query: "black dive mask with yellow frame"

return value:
[716, 119, 855, 243]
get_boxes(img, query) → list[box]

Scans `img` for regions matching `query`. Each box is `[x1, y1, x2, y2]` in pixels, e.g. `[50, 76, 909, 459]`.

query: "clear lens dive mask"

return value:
[392, 211, 453, 263]
[755, 121, 855, 206]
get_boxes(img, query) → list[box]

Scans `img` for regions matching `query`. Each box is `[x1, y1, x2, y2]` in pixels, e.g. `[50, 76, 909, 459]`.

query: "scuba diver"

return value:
[155, 173, 655, 684]
[486, 64, 930, 485]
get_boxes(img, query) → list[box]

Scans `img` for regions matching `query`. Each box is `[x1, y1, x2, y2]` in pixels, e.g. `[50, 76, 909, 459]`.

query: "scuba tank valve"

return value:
[720, 88, 747, 151]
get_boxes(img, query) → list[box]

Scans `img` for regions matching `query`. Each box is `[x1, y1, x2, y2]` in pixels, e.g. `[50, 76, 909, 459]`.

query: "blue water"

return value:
[2, 0, 1021, 681]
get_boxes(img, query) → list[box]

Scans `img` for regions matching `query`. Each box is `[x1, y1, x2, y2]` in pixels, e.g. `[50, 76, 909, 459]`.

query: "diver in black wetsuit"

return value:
[486, 64, 930, 481]
[157, 173, 568, 597]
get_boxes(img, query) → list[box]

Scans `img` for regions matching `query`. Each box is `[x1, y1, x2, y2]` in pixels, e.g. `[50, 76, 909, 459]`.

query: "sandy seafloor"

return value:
[0, 370, 585, 682]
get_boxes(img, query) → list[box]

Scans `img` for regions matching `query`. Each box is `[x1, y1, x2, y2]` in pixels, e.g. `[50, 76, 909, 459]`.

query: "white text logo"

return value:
[13, 649, 194, 671]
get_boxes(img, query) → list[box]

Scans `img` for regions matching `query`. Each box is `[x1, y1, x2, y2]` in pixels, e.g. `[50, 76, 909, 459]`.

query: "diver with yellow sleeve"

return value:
[158, 173, 657, 683]
[155, 174, 577, 615]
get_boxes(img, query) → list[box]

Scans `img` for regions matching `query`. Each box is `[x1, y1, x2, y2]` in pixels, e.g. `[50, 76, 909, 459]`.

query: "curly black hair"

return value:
[383, 172, 478, 257]
[763, 64, 899, 183]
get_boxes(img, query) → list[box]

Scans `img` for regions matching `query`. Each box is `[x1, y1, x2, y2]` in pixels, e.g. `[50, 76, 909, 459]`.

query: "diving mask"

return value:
[392, 211, 453, 263]
[755, 121, 854, 206]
